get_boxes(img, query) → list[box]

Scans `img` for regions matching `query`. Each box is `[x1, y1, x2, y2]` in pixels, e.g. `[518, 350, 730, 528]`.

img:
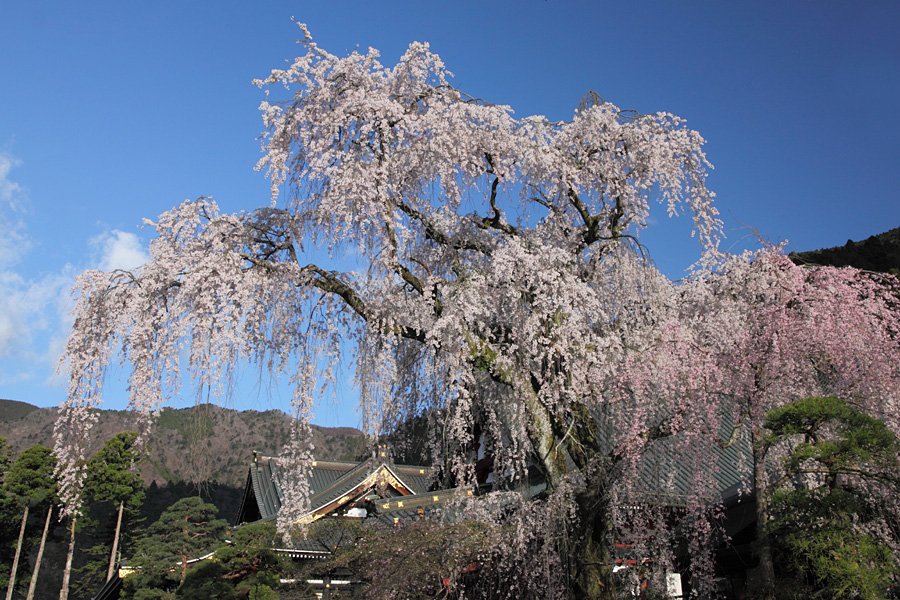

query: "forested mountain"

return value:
[0, 399, 366, 490]
[790, 226, 900, 274]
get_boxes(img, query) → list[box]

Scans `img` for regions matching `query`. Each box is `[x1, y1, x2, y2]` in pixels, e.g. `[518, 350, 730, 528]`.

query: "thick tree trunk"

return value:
[106, 501, 124, 581]
[751, 427, 776, 600]
[575, 506, 616, 600]
[573, 491, 616, 600]
[25, 506, 52, 600]
[525, 395, 616, 600]
[58, 518, 76, 600]
[5, 505, 28, 600]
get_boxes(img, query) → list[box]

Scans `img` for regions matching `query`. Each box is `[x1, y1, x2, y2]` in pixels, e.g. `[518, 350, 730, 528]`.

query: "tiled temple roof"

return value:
[236, 446, 441, 526]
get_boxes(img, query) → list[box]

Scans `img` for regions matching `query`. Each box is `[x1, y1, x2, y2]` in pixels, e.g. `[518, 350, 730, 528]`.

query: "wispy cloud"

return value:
[0, 151, 76, 385]
[0, 151, 30, 267]
[0, 150, 36, 360]
[0, 269, 72, 359]
[0, 151, 23, 204]
[90, 229, 150, 272]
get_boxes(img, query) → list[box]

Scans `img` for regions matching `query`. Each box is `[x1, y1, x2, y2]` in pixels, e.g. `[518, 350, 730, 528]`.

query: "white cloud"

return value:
[0, 151, 30, 266]
[0, 153, 33, 359]
[0, 274, 29, 358]
[0, 256, 72, 362]
[90, 229, 150, 272]
[0, 151, 23, 205]
[0, 151, 151, 395]
[0, 152, 71, 376]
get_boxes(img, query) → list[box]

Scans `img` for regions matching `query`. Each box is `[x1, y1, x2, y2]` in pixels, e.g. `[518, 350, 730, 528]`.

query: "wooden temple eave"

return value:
[377, 488, 471, 512]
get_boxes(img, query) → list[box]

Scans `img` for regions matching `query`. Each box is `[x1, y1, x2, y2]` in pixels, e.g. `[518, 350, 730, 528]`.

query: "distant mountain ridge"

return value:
[790, 226, 900, 274]
[0, 399, 365, 489]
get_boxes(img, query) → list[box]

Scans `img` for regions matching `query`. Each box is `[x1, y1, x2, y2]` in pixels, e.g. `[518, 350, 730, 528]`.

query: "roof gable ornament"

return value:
[374, 469, 390, 499]
[375, 442, 393, 464]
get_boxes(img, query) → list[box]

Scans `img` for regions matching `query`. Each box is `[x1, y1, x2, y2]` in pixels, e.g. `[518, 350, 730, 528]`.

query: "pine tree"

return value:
[764, 396, 900, 599]
[123, 496, 227, 598]
[74, 431, 147, 596]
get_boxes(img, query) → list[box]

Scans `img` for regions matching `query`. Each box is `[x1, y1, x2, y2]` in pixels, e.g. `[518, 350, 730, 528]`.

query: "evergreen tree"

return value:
[4, 444, 58, 511]
[175, 561, 234, 600]
[0, 437, 18, 597]
[75, 431, 146, 595]
[764, 396, 900, 599]
[2, 444, 57, 600]
[216, 521, 283, 598]
[0, 437, 11, 480]
[122, 497, 227, 599]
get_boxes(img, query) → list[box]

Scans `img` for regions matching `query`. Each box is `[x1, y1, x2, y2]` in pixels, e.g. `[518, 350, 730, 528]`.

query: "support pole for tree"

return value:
[4, 505, 28, 600]
[58, 518, 76, 600]
[107, 500, 124, 581]
[25, 506, 53, 600]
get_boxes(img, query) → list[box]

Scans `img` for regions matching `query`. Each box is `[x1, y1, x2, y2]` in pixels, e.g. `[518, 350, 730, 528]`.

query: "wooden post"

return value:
[4, 505, 28, 600]
[26, 506, 53, 600]
[107, 500, 124, 581]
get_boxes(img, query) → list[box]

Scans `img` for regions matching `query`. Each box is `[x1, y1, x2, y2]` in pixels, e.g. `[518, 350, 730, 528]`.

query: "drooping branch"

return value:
[300, 263, 427, 344]
[716, 408, 748, 450]
[396, 200, 494, 256]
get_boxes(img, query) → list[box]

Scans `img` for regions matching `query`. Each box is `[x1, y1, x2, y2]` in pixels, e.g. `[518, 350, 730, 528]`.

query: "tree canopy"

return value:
[74, 431, 147, 596]
[0, 437, 20, 594]
[0, 437, 11, 480]
[57, 19, 720, 509]
[764, 397, 900, 599]
[6, 444, 57, 509]
[124, 496, 227, 597]
[84, 430, 145, 510]
[1, 444, 59, 599]
[55, 25, 900, 599]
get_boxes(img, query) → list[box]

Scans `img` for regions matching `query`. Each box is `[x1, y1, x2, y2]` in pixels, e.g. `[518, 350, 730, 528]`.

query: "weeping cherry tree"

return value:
[55, 24, 900, 599]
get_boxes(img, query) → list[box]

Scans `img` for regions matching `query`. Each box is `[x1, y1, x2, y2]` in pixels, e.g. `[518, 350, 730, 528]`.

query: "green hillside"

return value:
[0, 400, 365, 490]
[790, 226, 900, 274]
[0, 398, 42, 422]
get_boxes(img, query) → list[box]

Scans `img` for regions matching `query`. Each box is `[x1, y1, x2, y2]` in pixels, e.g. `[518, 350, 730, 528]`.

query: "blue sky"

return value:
[1, 1, 898, 427]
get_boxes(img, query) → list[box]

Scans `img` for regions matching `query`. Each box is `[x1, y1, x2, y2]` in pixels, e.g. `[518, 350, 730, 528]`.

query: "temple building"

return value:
[235, 445, 463, 529]
[233, 433, 758, 599]
[234, 444, 466, 597]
